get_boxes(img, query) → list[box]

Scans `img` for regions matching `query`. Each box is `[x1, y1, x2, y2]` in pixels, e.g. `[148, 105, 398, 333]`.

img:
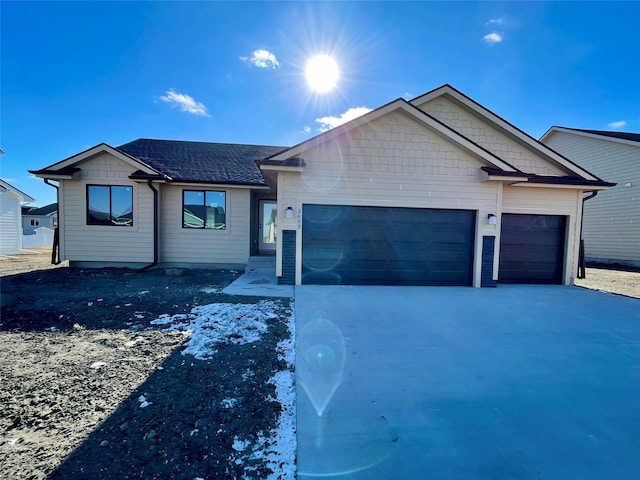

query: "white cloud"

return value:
[486, 17, 505, 25]
[315, 107, 373, 132]
[240, 49, 280, 69]
[160, 89, 210, 117]
[608, 120, 626, 129]
[483, 32, 503, 44]
[302, 126, 311, 134]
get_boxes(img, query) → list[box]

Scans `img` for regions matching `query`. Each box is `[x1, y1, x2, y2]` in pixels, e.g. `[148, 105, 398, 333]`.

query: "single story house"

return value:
[0, 178, 35, 255]
[22, 202, 58, 235]
[540, 127, 639, 268]
[31, 85, 614, 286]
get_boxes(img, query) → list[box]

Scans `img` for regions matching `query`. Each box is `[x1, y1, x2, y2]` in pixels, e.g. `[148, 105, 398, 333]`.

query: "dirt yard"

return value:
[0, 249, 294, 480]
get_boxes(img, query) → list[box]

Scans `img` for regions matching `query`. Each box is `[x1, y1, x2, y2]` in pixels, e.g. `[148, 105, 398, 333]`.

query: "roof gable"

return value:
[540, 126, 640, 147]
[30, 143, 161, 179]
[410, 85, 601, 181]
[266, 98, 521, 172]
[0, 178, 35, 203]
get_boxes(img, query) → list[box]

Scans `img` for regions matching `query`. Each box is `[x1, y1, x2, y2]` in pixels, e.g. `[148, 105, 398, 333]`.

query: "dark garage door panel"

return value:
[302, 205, 476, 286]
[499, 214, 566, 284]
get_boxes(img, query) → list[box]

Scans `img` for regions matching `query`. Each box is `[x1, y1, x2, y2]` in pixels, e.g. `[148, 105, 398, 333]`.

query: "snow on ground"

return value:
[150, 302, 277, 359]
[150, 300, 296, 479]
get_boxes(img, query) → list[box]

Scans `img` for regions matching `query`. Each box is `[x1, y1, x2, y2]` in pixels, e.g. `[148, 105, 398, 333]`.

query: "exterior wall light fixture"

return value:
[488, 213, 497, 225]
[285, 207, 294, 219]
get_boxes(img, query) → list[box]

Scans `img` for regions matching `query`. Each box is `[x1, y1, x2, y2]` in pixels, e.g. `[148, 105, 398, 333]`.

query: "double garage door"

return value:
[302, 205, 476, 286]
[300, 205, 566, 286]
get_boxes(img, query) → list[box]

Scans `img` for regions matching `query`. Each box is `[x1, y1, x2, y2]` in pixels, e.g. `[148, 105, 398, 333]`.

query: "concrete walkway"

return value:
[295, 285, 640, 479]
[222, 256, 293, 298]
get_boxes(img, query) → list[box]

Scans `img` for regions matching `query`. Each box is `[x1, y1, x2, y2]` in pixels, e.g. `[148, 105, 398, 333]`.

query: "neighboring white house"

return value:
[0, 178, 35, 255]
[31, 85, 614, 286]
[540, 127, 640, 267]
[22, 202, 58, 235]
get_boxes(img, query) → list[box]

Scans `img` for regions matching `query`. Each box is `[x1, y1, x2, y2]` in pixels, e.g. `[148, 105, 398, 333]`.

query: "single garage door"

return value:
[302, 205, 476, 286]
[499, 214, 566, 284]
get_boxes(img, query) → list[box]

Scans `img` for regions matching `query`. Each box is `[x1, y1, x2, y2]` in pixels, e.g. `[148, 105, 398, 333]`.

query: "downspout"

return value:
[137, 179, 159, 272]
[44, 179, 61, 265]
[577, 191, 598, 279]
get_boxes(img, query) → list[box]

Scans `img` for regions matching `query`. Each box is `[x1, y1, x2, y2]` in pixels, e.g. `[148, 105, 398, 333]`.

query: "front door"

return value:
[259, 200, 277, 253]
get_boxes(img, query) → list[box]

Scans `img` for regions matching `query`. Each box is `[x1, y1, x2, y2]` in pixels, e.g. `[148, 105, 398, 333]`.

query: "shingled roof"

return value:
[116, 139, 287, 186]
[23, 202, 57, 216]
[559, 128, 640, 143]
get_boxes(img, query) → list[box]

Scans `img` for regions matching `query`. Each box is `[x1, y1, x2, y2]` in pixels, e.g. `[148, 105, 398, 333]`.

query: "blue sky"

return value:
[2, 1, 638, 206]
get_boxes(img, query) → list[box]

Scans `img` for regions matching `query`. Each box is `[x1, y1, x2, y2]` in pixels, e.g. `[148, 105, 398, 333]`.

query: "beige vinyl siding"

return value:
[277, 110, 502, 286]
[0, 191, 21, 255]
[502, 186, 582, 284]
[59, 153, 154, 263]
[543, 131, 640, 265]
[159, 184, 251, 264]
[417, 97, 567, 176]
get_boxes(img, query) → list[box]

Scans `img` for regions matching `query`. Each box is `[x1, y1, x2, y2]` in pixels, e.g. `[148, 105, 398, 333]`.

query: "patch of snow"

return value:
[8, 438, 18, 446]
[87, 302, 94, 306]
[150, 314, 173, 326]
[134, 312, 145, 319]
[124, 303, 132, 307]
[48, 326, 57, 332]
[190, 429, 199, 436]
[89, 361, 106, 370]
[139, 290, 150, 295]
[152, 301, 278, 359]
[232, 437, 250, 452]
[138, 395, 151, 408]
[200, 287, 222, 294]
[221, 398, 238, 409]
[125, 337, 144, 347]
[241, 369, 255, 381]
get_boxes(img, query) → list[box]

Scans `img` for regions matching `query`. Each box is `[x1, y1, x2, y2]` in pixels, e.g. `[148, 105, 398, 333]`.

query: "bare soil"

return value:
[0, 249, 292, 480]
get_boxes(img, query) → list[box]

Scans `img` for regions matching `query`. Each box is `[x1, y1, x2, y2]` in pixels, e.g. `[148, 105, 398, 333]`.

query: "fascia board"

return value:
[509, 182, 611, 191]
[541, 127, 640, 148]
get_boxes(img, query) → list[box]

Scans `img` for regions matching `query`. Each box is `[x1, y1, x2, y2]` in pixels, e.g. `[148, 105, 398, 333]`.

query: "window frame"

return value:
[182, 189, 227, 230]
[86, 184, 134, 227]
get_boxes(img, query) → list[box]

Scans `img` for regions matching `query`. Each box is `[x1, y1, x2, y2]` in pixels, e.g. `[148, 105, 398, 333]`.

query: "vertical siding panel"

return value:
[0, 191, 21, 255]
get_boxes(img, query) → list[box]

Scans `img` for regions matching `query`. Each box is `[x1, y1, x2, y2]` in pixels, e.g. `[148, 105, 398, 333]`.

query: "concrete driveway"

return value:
[295, 285, 640, 479]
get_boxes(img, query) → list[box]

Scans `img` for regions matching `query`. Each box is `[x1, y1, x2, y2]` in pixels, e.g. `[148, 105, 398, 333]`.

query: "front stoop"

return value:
[245, 255, 276, 274]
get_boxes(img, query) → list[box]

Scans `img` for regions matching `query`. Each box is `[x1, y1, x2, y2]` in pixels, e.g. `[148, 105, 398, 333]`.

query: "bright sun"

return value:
[305, 55, 339, 93]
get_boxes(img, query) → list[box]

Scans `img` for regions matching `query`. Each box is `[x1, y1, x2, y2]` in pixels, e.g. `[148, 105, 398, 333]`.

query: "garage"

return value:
[301, 205, 476, 286]
[499, 213, 566, 284]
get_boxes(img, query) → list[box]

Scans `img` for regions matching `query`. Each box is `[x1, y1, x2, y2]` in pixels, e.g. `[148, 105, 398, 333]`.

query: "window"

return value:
[30, 219, 40, 227]
[183, 190, 226, 229]
[87, 185, 133, 226]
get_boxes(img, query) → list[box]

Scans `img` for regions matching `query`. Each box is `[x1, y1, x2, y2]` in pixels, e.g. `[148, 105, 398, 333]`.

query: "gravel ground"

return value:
[0, 249, 294, 480]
